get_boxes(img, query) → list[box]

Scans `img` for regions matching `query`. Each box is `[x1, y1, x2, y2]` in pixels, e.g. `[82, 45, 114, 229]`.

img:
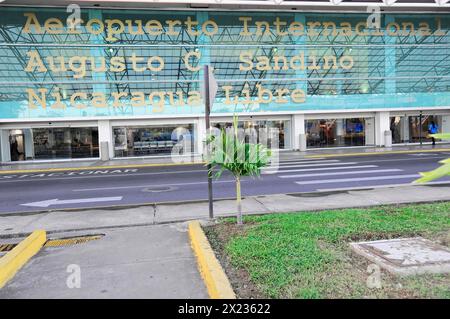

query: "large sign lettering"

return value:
[0, 8, 448, 118]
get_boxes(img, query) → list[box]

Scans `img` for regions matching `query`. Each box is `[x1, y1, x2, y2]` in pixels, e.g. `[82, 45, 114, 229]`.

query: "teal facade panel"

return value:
[0, 7, 448, 119]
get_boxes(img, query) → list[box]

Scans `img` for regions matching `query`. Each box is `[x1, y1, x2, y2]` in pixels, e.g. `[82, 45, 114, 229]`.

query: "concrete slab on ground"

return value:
[154, 197, 268, 223]
[351, 185, 450, 205]
[0, 213, 47, 237]
[254, 192, 380, 212]
[350, 237, 450, 276]
[0, 206, 156, 236]
[0, 223, 208, 299]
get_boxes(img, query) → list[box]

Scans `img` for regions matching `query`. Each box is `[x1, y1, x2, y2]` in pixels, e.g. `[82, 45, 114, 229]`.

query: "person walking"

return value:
[428, 121, 439, 146]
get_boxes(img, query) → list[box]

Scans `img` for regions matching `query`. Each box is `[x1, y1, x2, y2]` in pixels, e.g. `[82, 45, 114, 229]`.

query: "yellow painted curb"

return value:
[0, 230, 46, 289]
[0, 161, 205, 175]
[188, 221, 236, 299]
[305, 148, 450, 159]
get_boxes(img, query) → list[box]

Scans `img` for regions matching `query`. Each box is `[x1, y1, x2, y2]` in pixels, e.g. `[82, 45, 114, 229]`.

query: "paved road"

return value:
[1, 151, 450, 214]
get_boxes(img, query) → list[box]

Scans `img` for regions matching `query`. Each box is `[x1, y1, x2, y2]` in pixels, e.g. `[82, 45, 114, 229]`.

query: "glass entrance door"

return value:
[409, 115, 441, 144]
[390, 115, 442, 144]
[9, 129, 25, 161]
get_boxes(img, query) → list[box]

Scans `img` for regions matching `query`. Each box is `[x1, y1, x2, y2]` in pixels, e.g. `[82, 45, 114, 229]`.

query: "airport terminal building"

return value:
[0, 0, 449, 163]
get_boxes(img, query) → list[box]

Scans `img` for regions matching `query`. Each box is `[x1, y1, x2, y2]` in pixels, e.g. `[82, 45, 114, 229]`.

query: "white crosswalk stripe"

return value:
[270, 157, 414, 189]
[295, 174, 419, 185]
[263, 165, 378, 174]
[279, 169, 403, 179]
[264, 161, 358, 170]
[276, 157, 326, 163]
[277, 159, 340, 166]
[316, 180, 450, 192]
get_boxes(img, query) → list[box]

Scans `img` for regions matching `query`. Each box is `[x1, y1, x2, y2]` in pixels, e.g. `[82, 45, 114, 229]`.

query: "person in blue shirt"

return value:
[428, 121, 439, 145]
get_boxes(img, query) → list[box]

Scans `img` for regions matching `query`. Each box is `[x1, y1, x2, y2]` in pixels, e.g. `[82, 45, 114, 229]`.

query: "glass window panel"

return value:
[306, 118, 373, 148]
[32, 127, 99, 160]
[211, 120, 290, 149]
[113, 124, 194, 157]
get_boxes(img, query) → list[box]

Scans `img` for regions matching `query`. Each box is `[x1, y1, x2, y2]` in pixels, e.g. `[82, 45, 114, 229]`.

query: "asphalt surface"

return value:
[1, 151, 450, 214]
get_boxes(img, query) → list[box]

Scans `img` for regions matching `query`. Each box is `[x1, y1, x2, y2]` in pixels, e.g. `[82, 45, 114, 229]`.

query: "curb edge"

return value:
[0, 230, 46, 289]
[188, 221, 236, 299]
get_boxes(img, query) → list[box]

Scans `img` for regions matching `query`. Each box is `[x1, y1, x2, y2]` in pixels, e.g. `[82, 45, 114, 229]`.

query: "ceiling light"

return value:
[360, 82, 370, 94]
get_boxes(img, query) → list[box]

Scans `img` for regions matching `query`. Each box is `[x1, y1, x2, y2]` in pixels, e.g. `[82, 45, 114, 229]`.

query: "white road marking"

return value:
[294, 174, 420, 185]
[21, 196, 123, 208]
[277, 159, 340, 166]
[350, 156, 446, 164]
[0, 169, 206, 183]
[315, 180, 450, 192]
[279, 169, 403, 178]
[264, 162, 358, 170]
[263, 165, 378, 174]
[275, 158, 326, 163]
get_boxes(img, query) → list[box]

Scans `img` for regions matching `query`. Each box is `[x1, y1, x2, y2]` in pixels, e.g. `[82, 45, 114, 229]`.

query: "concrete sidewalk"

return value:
[1, 144, 449, 173]
[1, 183, 450, 237]
[1, 183, 449, 299]
[0, 223, 208, 299]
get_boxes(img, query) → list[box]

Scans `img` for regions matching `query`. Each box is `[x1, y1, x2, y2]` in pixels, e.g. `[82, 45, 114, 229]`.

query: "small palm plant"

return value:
[414, 133, 450, 183]
[206, 116, 272, 225]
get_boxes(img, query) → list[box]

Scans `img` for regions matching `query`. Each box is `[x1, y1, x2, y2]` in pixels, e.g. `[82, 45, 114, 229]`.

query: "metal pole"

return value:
[204, 65, 214, 219]
[419, 111, 423, 146]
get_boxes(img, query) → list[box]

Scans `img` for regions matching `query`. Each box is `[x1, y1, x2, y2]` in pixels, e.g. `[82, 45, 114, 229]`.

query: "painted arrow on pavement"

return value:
[21, 196, 123, 208]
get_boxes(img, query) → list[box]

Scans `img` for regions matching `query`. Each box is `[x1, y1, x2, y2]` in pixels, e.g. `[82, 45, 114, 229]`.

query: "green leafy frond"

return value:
[430, 133, 450, 139]
[205, 115, 272, 179]
[414, 157, 450, 183]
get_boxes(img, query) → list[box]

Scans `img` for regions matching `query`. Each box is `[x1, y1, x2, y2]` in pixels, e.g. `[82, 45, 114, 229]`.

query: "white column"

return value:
[0, 129, 11, 162]
[441, 115, 450, 142]
[197, 117, 206, 156]
[365, 118, 375, 145]
[98, 120, 113, 160]
[22, 129, 34, 160]
[375, 111, 391, 147]
[291, 114, 305, 151]
[401, 116, 409, 143]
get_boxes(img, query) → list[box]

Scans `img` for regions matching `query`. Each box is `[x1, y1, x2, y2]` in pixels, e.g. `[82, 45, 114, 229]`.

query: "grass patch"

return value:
[205, 202, 450, 299]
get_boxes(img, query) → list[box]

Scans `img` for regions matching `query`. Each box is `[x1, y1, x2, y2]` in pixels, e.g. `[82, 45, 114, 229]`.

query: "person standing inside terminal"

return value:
[10, 138, 20, 161]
